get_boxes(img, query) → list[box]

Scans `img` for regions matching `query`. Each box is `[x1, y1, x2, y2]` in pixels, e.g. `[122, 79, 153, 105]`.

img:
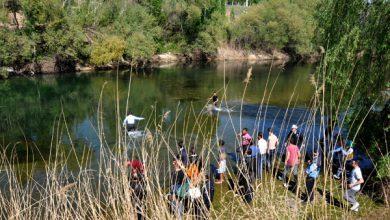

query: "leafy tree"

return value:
[0, 29, 34, 68]
[316, 0, 389, 157]
[126, 32, 157, 62]
[4, 0, 21, 29]
[195, 12, 228, 54]
[231, 0, 316, 55]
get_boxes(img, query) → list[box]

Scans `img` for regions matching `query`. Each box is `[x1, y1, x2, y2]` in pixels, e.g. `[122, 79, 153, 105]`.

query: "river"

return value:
[0, 62, 318, 177]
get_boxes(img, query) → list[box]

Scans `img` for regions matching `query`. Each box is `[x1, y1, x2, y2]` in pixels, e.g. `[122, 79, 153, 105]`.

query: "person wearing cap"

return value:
[123, 112, 145, 132]
[333, 140, 354, 179]
[344, 159, 364, 212]
[285, 124, 304, 149]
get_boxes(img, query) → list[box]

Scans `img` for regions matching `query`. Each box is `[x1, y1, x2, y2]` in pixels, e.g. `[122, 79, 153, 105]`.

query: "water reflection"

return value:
[0, 62, 315, 162]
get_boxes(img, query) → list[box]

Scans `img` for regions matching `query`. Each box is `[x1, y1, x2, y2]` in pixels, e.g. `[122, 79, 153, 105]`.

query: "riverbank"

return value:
[0, 47, 320, 79]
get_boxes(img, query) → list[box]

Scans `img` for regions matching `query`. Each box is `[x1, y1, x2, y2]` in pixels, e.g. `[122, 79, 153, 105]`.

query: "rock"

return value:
[247, 54, 258, 60]
[39, 58, 56, 74]
[216, 46, 290, 62]
[76, 64, 94, 72]
[272, 50, 290, 61]
[20, 62, 40, 75]
[152, 53, 179, 63]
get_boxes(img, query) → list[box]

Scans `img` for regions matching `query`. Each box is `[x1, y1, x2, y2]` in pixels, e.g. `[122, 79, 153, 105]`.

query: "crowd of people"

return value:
[123, 111, 365, 219]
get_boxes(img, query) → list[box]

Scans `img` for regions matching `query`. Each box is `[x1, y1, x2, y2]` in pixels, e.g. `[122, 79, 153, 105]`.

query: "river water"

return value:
[0, 62, 318, 172]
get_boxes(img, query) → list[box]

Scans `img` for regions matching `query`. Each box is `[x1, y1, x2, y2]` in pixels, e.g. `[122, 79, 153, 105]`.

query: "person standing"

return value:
[123, 112, 145, 132]
[333, 138, 354, 179]
[177, 140, 189, 166]
[239, 128, 252, 152]
[212, 139, 227, 184]
[267, 128, 279, 171]
[305, 152, 320, 203]
[211, 91, 219, 107]
[257, 132, 268, 180]
[283, 137, 300, 188]
[285, 124, 304, 149]
[246, 141, 260, 180]
[126, 157, 146, 220]
[214, 153, 227, 184]
[218, 139, 226, 154]
[343, 160, 364, 212]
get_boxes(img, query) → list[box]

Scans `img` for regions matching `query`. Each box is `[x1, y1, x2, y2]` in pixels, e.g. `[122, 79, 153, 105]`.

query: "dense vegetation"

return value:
[316, 0, 389, 193]
[0, 0, 318, 72]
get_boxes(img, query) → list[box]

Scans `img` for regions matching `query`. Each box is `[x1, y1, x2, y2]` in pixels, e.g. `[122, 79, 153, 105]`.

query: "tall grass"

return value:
[0, 62, 387, 219]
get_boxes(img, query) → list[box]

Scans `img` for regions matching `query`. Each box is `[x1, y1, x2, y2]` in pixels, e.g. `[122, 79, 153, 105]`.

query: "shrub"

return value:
[377, 155, 390, 179]
[90, 36, 126, 66]
[231, 0, 316, 55]
[0, 30, 35, 69]
[126, 32, 157, 62]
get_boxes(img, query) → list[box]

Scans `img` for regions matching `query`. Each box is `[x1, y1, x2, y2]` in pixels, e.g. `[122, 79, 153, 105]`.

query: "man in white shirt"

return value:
[257, 132, 268, 179]
[123, 112, 144, 131]
[267, 128, 279, 171]
[344, 159, 364, 212]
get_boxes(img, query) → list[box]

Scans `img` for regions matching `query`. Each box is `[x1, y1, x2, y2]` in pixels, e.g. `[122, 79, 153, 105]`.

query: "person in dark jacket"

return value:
[285, 124, 304, 149]
[178, 140, 189, 166]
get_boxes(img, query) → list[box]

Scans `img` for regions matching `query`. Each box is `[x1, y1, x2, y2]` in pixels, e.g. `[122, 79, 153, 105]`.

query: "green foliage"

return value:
[159, 0, 227, 53]
[195, 12, 228, 54]
[0, 67, 9, 78]
[0, 30, 34, 68]
[0, 0, 319, 69]
[377, 155, 390, 179]
[231, 0, 316, 54]
[126, 32, 157, 62]
[316, 0, 389, 160]
[90, 36, 125, 66]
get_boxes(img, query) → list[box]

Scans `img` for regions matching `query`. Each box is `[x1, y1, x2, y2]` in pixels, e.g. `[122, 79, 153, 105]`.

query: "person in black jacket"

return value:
[285, 124, 304, 149]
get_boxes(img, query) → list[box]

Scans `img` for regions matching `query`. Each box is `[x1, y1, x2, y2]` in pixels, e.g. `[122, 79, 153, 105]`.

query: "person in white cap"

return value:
[123, 112, 145, 132]
[285, 124, 304, 149]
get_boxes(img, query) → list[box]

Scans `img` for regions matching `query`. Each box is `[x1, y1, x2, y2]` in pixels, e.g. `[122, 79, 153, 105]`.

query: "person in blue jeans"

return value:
[246, 142, 259, 179]
[257, 132, 268, 180]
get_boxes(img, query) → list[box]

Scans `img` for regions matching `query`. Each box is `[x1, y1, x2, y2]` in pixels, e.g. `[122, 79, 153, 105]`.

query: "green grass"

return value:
[209, 170, 388, 219]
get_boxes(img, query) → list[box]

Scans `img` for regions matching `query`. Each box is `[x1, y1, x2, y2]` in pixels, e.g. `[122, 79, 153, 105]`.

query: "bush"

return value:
[0, 30, 35, 69]
[90, 36, 126, 66]
[231, 0, 316, 54]
[126, 32, 157, 62]
[377, 155, 390, 179]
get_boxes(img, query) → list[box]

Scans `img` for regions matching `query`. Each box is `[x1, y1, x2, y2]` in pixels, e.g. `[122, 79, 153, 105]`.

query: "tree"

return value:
[5, 0, 21, 29]
[0, 29, 34, 69]
[316, 0, 389, 156]
[231, 0, 316, 55]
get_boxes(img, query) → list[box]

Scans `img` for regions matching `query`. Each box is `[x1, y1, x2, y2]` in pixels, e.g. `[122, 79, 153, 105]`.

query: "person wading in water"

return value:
[123, 112, 145, 132]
